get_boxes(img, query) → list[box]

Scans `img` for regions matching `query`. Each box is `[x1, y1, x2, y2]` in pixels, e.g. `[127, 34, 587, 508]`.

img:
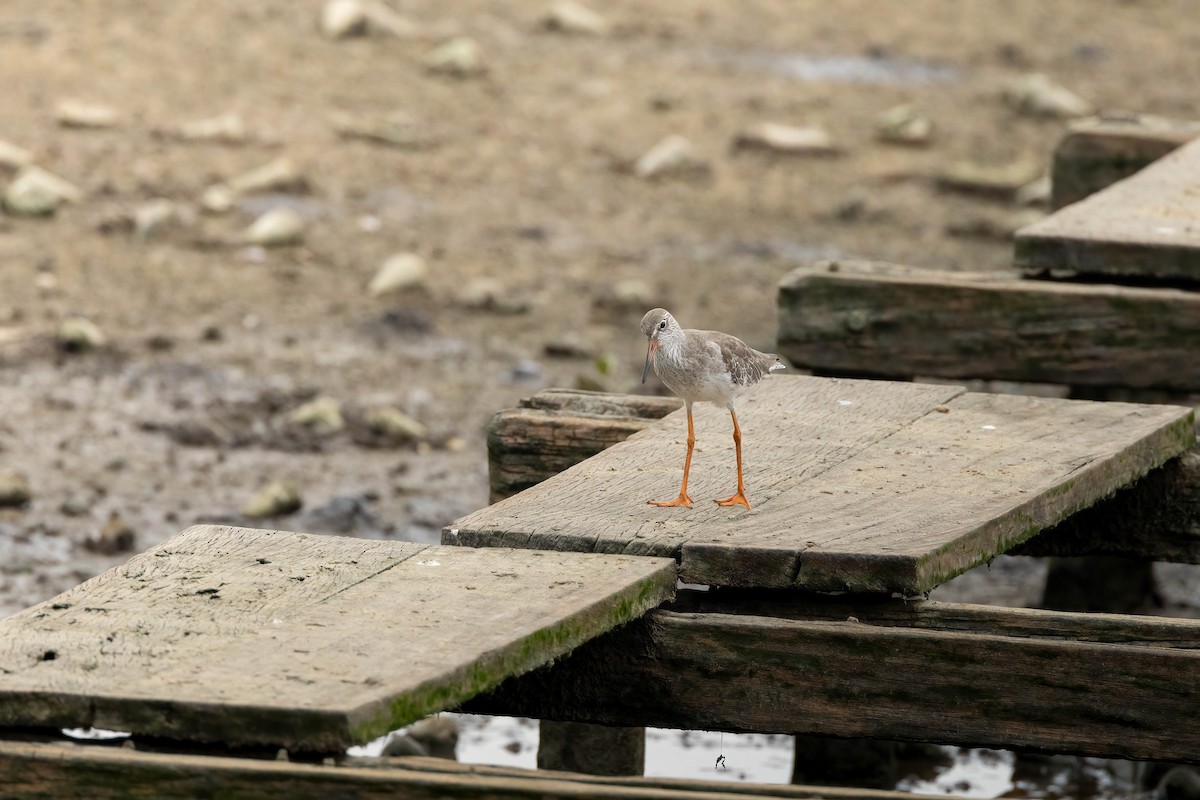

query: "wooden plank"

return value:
[489, 390, 682, 503]
[1016, 135, 1200, 281]
[1050, 116, 1200, 209]
[489, 391, 1200, 565]
[0, 525, 676, 752]
[0, 741, 959, 800]
[468, 599, 1200, 764]
[450, 374, 1193, 593]
[778, 259, 1200, 391]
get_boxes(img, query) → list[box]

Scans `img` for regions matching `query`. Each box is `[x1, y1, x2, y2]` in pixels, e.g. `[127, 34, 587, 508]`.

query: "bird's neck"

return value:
[655, 331, 688, 366]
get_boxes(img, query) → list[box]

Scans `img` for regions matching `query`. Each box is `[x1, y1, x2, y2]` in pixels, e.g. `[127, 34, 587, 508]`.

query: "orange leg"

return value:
[648, 402, 695, 508]
[716, 409, 750, 509]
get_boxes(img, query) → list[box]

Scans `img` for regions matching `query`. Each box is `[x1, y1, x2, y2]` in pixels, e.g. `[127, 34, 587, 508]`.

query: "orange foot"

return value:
[715, 491, 751, 509]
[648, 493, 693, 508]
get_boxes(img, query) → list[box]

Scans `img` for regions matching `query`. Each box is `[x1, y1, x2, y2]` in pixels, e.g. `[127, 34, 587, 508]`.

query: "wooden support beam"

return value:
[777, 259, 1200, 392]
[0, 740, 960, 800]
[1050, 116, 1200, 209]
[466, 595, 1200, 765]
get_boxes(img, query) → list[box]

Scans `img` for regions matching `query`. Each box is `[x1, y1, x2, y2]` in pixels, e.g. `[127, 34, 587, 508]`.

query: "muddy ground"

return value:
[1, 1, 1198, 617]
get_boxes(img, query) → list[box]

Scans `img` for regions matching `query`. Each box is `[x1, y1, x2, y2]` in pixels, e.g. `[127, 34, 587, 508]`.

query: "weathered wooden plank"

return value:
[778, 259, 1200, 391]
[452, 374, 1193, 593]
[468, 599, 1200, 764]
[1050, 116, 1200, 209]
[0, 525, 676, 751]
[1016, 134, 1200, 281]
[0, 740, 960, 800]
[489, 390, 682, 503]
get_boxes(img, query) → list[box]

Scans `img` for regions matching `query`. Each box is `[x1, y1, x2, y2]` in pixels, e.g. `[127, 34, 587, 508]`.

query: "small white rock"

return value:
[0, 139, 32, 170]
[361, 1, 421, 37]
[369, 253, 428, 297]
[634, 134, 704, 179]
[543, 1, 610, 35]
[365, 407, 428, 443]
[1003, 73, 1093, 119]
[243, 481, 303, 518]
[734, 123, 837, 155]
[55, 100, 120, 129]
[243, 208, 305, 247]
[58, 317, 106, 351]
[133, 199, 179, 241]
[424, 37, 485, 77]
[178, 112, 248, 144]
[288, 396, 345, 433]
[4, 166, 83, 216]
[227, 157, 304, 196]
[321, 0, 369, 38]
[876, 104, 933, 146]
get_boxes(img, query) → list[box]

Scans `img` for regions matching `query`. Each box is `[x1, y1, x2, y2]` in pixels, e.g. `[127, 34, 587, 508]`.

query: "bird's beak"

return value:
[641, 339, 657, 384]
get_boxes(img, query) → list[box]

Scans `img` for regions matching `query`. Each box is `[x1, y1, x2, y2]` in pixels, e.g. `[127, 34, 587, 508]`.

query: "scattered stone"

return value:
[57, 317, 107, 352]
[361, 1, 421, 37]
[243, 480, 303, 518]
[406, 716, 459, 759]
[424, 37, 486, 78]
[457, 277, 532, 314]
[86, 512, 135, 555]
[321, 0, 369, 37]
[205, 157, 307, 213]
[381, 734, 429, 757]
[177, 112, 248, 144]
[243, 207, 305, 246]
[733, 123, 838, 156]
[3, 166, 83, 216]
[59, 495, 91, 517]
[634, 134, 707, 179]
[1015, 175, 1052, 207]
[365, 407, 428, 443]
[1003, 73, 1093, 119]
[34, 270, 60, 294]
[133, 199, 179, 242]
[0, 469, 31, 508]
[936, 159, 1043, 200]
[542, 1, 610, 36]
[331, 111, 433, 149]
[288, 396, 345, 434]
[369, 253, 428, 297]
[876, 104, 933, 146]
[55, 99, 120, 129]
[0, 139, 32, 171]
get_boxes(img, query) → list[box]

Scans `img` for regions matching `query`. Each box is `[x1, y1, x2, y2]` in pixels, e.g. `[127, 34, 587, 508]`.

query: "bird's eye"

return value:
[658, 320, 666, 330]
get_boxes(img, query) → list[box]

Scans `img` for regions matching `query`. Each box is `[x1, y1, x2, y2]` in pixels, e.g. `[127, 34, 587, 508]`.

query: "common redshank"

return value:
[640, 308, 784, 509]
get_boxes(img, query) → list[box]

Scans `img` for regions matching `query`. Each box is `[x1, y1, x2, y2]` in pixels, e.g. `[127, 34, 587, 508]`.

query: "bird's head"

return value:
[640, 307, 676, 383]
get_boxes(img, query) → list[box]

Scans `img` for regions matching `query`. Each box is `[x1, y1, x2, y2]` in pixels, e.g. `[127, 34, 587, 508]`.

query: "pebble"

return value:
[57, 317, 107, 352]
[369, 253, 429, 297]
[331, 111, 432, 149]
[55, 99, 120, 129]
[177, 112, 248, 144]
[1015, 175, 1052, 207]
[85, 513, 136, 555]
[3, 166, 83, 216]
[543, 1, 610, 36]
[381, 734, 429, 757]
[733, 123, 837, 156]
[0, 469, 31, 508]
[366, 407, 428, 443]
[424, 37, 486, 78]
[288, 396, 345, 434]
[205, 157, 306, 213]
[1003, 73, 1093, 119]
[243, 480, 303, 518]
[133, 199, 179, 242]
[0, 139, 32, 170]
[321, 0, 369, 37]
[59, 495, 91, 517]
[243, 207, 305, 246]
[457, 277, 531, 314]
[634, 134, 706, 179]
[936, 160, 1043, 200]
[406, 716, 459, 759]
[876, 104, 933, 146]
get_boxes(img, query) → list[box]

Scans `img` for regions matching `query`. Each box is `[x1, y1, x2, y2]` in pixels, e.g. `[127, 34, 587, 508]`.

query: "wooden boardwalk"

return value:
[0, 525, 675, 751]
[450, 375, 1193, 594]
[1017, 134, 1200, 280]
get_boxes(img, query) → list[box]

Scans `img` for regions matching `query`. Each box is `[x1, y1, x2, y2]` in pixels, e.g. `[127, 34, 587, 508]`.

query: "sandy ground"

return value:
[2, 3, 1199, 617]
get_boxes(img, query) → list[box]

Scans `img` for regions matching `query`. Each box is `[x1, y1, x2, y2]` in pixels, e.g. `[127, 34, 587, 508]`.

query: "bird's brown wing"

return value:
[706, 331, 780, 387]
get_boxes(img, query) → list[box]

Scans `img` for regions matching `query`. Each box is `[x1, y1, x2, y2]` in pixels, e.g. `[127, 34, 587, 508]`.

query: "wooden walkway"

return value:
[450, 374, 1193, 594]
[0, 525, 675, 750]
[1017, 133, 1200, 280]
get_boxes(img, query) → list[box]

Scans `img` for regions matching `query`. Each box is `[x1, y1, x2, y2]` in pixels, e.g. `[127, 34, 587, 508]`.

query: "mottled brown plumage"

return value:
[640, 308, 784, 509]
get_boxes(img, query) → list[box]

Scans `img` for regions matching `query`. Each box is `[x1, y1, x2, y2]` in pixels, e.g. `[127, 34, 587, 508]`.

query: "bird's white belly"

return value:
[658, 357, 737, 405]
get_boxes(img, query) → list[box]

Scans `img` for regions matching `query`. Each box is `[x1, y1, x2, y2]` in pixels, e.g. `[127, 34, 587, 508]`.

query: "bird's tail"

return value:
[769, 356, 786, 372]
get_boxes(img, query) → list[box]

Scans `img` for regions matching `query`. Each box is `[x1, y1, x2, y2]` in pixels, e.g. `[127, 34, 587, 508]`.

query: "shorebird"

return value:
[640, 308, 784, 509]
